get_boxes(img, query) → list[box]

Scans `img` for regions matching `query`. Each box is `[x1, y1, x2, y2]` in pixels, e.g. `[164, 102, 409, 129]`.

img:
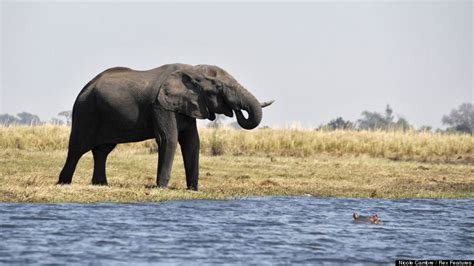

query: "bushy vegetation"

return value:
[324, 117, 354, 130]
[357, 105, 412, 131]
[442, 103, 473, 135]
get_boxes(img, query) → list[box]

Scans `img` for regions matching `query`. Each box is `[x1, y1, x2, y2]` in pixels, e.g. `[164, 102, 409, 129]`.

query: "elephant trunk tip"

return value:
[260, 100, 275, 108]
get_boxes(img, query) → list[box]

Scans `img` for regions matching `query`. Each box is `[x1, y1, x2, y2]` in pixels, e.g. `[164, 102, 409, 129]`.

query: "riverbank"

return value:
[0, 125, 472, 202]
[1, 149, 472, 202]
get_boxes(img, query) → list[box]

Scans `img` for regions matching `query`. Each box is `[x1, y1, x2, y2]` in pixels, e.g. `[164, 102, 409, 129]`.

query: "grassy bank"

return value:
[1, 125, 473, 162]
[0, 125, 473, 202]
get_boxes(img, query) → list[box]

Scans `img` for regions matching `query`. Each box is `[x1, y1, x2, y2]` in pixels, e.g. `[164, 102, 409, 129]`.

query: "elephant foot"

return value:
[157, 183, 168, 189]
[57, 175, 72, 185]
[187, 185, 198, 191]
[57, 180, 71, 185]
[91, 178, 108, 186]
[157, 178, 169, 188]
[91, 182, 108, 186]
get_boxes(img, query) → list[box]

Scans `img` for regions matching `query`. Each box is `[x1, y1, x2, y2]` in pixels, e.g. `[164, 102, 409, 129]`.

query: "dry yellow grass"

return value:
[0, 125, 473, 202]
[200, 127, 473, 163]
[1, 125, 473, 162]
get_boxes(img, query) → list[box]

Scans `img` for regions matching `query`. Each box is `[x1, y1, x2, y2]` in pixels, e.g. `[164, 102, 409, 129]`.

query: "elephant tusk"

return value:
[260, 100, 275, 108]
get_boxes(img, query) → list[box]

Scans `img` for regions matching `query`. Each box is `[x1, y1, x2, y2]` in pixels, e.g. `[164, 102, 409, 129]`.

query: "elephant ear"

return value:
[157, 70, 211, 119]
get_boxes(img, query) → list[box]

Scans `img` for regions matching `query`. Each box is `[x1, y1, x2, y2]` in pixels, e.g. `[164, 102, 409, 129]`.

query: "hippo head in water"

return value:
[353, 212, 382, 224]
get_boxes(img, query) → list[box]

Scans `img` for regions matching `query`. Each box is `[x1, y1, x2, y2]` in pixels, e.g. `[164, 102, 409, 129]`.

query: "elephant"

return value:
[58, 63, 273, 190]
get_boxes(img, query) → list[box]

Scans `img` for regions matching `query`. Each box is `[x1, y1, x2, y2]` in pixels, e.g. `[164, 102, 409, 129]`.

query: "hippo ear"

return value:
[157, 70, 210, 119]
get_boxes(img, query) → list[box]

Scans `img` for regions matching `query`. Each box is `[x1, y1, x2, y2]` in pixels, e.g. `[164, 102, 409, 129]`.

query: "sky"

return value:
[1, 1, 472, 128]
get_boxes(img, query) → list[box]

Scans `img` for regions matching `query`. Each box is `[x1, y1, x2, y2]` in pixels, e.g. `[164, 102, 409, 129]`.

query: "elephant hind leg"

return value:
[58, 148, 87, 185]
[91, 143, 116, 185]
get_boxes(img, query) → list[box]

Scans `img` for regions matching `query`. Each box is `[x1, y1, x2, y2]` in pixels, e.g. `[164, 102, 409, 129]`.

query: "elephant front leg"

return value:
[156, 137, 178, 188]
[178, 124, 200, 191]
[152, 106, 179, 188]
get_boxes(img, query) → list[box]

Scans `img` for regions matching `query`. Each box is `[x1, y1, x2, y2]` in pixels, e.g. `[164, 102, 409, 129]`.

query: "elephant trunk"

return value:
[232, 85, 262, 130]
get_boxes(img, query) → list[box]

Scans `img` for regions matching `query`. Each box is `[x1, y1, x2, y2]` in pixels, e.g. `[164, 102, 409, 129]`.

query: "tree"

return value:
[326, 117, 354, 130]
[50, 118, 65, 125]
[17, 112, 42, 125]
[58, 110, 72, 125]
[357, 105, 412, 131]
[418, 125, 432, 132]
[0, 114, 20, 126]
[442, 103, 474, 134]
[357, 105, 391, 129]
[0, 112, 44, 126]
[393, 117, 411, 131]
[384, 104, 394, 124]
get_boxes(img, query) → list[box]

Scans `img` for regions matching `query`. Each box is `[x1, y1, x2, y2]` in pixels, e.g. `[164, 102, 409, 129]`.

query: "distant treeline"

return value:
[0, 112, 43, 126]
[208, 102, 473, 135]
[0, 111, 71, 126]
[1, 103, 472, 134]
[316, 103, 472, 135]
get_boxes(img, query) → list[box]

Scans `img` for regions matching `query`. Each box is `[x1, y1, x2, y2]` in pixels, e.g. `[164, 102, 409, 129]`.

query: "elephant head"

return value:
[157, 65, 273, 129]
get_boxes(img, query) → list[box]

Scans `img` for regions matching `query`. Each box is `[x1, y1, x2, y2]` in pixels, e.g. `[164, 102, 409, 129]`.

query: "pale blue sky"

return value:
[1, 1, 472, 128]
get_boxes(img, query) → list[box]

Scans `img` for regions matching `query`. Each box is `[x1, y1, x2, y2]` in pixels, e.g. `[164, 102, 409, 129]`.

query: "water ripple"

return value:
[0, 197, 473, 264]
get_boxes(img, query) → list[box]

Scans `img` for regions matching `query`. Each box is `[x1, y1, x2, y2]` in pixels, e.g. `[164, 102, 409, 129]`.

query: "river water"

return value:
[1, 196, 473, 264]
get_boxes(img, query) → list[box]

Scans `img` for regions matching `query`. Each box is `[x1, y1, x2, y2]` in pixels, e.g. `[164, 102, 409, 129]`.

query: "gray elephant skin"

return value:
[58, 64, 273, 190]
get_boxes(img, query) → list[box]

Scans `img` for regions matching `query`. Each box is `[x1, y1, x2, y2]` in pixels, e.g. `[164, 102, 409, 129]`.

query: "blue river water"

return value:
[0, 196, 473, 264]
